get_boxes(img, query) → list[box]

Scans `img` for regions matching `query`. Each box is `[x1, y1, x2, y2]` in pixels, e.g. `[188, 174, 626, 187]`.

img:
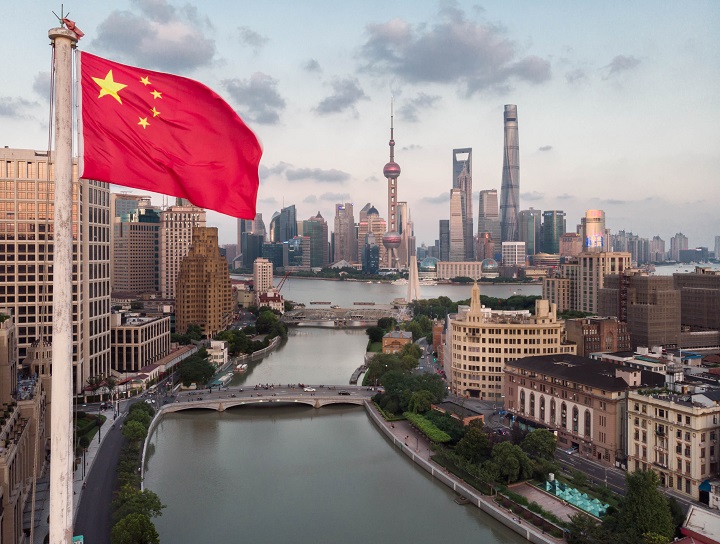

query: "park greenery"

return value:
[111, 400, 165, 544]
[408, 294, 541, 321]
[176, 348, 216, 387]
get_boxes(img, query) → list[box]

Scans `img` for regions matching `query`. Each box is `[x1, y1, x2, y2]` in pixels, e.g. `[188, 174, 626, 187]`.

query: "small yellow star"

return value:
[151, 107, 161, 117]
[140, 76, 151, 86]
[92, 70, 127, 104]
[150, 89, 162, 99]
[138, 117, 150, 129]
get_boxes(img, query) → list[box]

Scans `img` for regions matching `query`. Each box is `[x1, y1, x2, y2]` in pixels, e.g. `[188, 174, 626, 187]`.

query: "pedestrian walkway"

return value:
[366, 402, 563, 544]
[30, 403, 125, 544]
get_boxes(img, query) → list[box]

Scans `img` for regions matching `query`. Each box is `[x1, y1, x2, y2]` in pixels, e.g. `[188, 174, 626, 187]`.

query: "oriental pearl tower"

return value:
[382, 100, 402, 269]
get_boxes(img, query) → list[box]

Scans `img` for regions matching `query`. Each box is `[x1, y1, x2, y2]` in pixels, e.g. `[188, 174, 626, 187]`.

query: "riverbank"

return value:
[364, 401, 561, 544]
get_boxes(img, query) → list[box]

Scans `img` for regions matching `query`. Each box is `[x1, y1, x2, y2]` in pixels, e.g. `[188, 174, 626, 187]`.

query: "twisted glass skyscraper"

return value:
[500, 105, 519, 243]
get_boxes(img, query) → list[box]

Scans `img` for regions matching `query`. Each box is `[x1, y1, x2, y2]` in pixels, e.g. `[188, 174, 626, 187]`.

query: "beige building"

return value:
[436, 261, 500, 280]
[565, 316, 631, 357]
[674, 266, 720, 331]
[175, 227, 232, 338]
[110, 313, 171, 374]
[382, 330, 413, 354]
[0, 148, 111, 393]
[504, 354, 649, 467]
[627, 389, 720, 500]
[253, 258, 274, 307]
[0, 311, 47, 542]
[159, 201, 206, 300]
[543, 251, 631, 314]
[449, 282, 576, 400]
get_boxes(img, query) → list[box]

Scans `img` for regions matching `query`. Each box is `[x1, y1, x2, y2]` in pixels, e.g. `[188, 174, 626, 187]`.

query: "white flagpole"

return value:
[48, 25, 77, 544]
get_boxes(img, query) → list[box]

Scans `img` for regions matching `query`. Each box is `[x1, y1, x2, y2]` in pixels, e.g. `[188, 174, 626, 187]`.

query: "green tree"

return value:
[610, 470, 674, 541]
[489, 442, 532, 484]
[365, 326, 385, 343]
[404, 320, 424, 342]
[377, 317, 396, 331]
[255, 310, 280, 334]
[566, 513, 609, 544]
[455, 426, 492, 464]
[177, 350, 215, 387]
[520, 429, 557, 460]
[642, 533, 671, 544]
[408, 390, 435, 413]
[111, 513, 159, 544]
[126, 409, 151, 428]
[112, 485, 166, 524]
[122, 420, 148, 443]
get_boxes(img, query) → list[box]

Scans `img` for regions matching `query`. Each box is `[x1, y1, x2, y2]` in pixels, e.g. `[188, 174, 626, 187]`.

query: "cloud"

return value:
[93, 0, 216, 72]
[315, 77, 368, 115]
[303, 195, 317, 203]
[565, 68, 587, 85]
[238, 26, 268, 52]
[258, 162, 291, 180]
[285, 168, 351, 183]
[599, 198, 631, 205]
[0, 96, 39, 119]
[303, 59, 322, 73]
[33, 72, 51, 101]
[398, 93, 441, 122]
[557, 193, 576, 200]
[604, 55, 641, 78]
[319, 192, 352, 201]
[222, 73, 286, 125]
[359, 7, 551, 96]
[522, 191, 544, 201]
[365, 175, 381, 183]
[422, 192, 450, 204]
[257, 196, 278, 205]
[401, 144, 422, 151]
[538, 145, 553, 152]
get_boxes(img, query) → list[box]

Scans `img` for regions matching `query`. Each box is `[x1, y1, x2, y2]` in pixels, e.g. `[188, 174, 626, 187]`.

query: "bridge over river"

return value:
[159, 384, 377, 413]
[281, 307, 404, 328]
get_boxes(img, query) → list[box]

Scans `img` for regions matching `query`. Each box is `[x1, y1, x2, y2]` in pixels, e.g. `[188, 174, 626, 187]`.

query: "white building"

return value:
[501, 241, 526, 266]
[159, 201, 206, 299]
[253, 257, 274, 307]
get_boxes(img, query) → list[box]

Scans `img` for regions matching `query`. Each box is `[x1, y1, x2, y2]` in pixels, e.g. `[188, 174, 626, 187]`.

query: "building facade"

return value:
[477, 189, 501, 245]
[449, 282, 575, 400]
[0, 148, 111, 393]
[110, 313, 171, 374]
[453, 148, 474, 261]
[500, 105, 519, 243]
[565, 316, 631, 357]
[159, 201, 206, 299]
[333, 202, 357, 264]
[111, 202, 160, 295]
[542, 210, 565, 255]
[501, 241, 526, 266]
[673, 267, 720, 332]
[175, 227, 232, 338]
[449, 189, 465, 262]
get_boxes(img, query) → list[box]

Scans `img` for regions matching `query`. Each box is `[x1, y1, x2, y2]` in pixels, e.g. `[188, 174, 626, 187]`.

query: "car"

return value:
[338, 390, 351, 396]
[304, 387, 316, 392]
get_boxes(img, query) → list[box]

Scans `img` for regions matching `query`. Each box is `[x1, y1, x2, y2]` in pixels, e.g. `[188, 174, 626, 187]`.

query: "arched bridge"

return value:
[158, 387, 374, 414]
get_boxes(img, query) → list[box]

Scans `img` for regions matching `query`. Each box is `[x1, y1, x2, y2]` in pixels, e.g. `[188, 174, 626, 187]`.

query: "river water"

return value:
[144, 281, 529, 543]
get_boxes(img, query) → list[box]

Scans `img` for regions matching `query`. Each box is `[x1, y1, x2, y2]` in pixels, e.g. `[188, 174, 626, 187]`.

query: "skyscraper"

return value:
[159, 202, 206, 299]
[453, 148, 474, 260]
[581, 209, 606, 252]
[333, 202, 357, 263]
[518, 208, 542, 255]
[500, 105, 519, 243]
[357, 205, 387, 267]
[303, 212, 329, 268]
[449, 189, 465, 262]
[439, 220, 450, 262]
[670, 233, 688, 261]
[477, 189, 501, 244]
[272, 204, 297, 243]
[0, 148, 111, 393]
[112, 202, 160, 294]
[542, 210, 566, 255]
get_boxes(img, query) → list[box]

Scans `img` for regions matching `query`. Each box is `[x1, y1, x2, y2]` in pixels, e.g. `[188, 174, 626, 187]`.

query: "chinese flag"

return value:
[78, 52, 261, 219]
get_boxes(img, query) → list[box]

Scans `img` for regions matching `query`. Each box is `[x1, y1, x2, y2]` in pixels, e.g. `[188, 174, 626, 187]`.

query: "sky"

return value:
[2, 1, 719, 249]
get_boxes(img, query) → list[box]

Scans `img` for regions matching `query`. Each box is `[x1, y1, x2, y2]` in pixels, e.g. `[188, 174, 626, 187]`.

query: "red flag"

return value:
[62, 18, 84, 39]
[78, 52, 262, 219]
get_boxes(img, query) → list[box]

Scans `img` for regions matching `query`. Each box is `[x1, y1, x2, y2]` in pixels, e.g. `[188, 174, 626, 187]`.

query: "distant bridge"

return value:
[282, 307, 401, 328]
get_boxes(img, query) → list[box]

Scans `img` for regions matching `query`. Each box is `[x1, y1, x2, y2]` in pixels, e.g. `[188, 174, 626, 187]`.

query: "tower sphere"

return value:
[383, 161, 401, 179]
[382, 231, 402, 249]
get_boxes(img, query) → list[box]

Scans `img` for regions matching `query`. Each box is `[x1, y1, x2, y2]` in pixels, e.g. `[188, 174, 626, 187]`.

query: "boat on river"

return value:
[234, 363, 248, 373]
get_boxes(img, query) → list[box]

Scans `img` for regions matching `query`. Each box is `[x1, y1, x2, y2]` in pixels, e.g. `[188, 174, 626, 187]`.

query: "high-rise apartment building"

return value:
[542, 210, 565, 255]
[159, 201, 206, 299]
[477, 189, 501, 244]
[518, 208, 542, 255]
[175, 227, 232, 337]
[598, 272, 680, 349]
[581, 209, 606, 252]
[649, 236, 666, 263]
[449, 282, 575, 400]
[111, 199, 160, 295]
[453, 148, 474, 261]
[670, 233, 689, 262]
[0, 148, 111, 392]
[449, 189, 465, 262]
[500, 105, 519, 243]
[333, 202, 357, 264]
[501, 241, 526, 266]
[303, 212, 329, 268]
[253, 257, 274, 306]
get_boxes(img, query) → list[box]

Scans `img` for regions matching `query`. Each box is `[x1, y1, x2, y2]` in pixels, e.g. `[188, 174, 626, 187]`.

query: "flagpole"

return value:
[48, 25, 77, 544]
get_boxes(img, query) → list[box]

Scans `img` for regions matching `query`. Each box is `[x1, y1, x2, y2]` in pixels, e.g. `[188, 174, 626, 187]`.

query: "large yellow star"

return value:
[92, 70, 127, 104]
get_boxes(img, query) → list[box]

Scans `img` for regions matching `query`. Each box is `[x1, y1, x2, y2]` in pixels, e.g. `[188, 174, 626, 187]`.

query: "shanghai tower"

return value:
[500, 104, 519, 243]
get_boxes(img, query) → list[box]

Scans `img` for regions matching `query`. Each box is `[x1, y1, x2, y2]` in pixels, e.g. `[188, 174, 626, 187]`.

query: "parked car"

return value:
[304, 387, 316, 392]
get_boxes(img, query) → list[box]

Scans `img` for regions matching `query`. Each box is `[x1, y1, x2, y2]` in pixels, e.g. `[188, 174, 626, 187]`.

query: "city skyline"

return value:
[1, 1, 719, 248]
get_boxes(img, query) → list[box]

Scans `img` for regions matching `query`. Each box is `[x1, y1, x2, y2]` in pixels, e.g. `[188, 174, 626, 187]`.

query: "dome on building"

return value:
[481, 258, 499, 273]
[419, 257, 439, 271]
[367, 206, 379, 216]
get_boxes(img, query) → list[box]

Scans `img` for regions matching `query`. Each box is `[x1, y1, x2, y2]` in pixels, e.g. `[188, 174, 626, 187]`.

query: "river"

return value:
[144, 281, 528, 543]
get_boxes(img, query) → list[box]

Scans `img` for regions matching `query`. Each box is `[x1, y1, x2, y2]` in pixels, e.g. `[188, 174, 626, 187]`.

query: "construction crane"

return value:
[276, 271, 291, 291]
